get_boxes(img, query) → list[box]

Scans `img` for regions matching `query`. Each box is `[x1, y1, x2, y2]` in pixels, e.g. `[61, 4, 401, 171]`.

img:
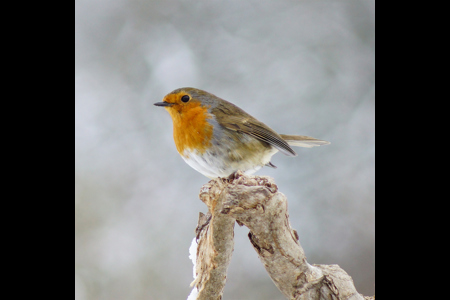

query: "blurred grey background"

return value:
[75, 0, 375, 299]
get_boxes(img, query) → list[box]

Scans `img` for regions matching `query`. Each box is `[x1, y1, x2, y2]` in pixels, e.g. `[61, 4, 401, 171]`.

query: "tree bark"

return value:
[191, 171, 373, 300]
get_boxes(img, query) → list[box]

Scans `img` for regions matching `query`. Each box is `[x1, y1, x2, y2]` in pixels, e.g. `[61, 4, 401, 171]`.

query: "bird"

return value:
[154, 87, 330, 179]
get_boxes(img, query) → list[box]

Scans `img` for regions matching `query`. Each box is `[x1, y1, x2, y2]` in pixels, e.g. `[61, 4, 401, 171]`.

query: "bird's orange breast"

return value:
[164, 94, 214, 156]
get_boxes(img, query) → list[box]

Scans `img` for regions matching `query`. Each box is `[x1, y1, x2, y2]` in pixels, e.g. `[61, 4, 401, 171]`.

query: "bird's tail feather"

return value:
[280, 134, 330, 148]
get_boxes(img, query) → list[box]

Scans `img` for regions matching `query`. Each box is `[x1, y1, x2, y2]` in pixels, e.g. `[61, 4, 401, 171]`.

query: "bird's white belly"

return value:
[181, 148, 274, 179]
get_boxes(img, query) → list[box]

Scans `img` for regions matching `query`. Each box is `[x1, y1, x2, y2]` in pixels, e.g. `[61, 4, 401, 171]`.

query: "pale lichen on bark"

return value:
[191, 171, 373, 300]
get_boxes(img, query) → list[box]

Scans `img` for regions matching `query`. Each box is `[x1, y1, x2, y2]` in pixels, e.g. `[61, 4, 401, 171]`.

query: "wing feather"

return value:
[212, 102, 297, 156]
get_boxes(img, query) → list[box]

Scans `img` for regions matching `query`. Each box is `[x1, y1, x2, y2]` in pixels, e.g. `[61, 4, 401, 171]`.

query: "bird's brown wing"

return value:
[211, 100, 297, 157]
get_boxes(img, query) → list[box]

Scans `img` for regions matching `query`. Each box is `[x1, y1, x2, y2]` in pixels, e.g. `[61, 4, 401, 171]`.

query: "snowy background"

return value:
[75, 1, 375, 299]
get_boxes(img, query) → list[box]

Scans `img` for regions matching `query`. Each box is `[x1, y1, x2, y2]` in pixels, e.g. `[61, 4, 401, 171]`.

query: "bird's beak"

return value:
[154, 101, 173, 107]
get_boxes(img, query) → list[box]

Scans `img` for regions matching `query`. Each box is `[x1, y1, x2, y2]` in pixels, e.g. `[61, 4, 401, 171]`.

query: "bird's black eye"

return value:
[181, 95, 190, 103]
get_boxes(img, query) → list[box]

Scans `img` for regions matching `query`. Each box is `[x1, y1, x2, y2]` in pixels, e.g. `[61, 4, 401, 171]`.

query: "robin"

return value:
[154, 87, 330, 179]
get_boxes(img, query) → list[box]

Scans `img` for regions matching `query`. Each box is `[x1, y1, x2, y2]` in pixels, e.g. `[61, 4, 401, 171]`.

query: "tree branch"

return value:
[191, 171, 373, 300]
